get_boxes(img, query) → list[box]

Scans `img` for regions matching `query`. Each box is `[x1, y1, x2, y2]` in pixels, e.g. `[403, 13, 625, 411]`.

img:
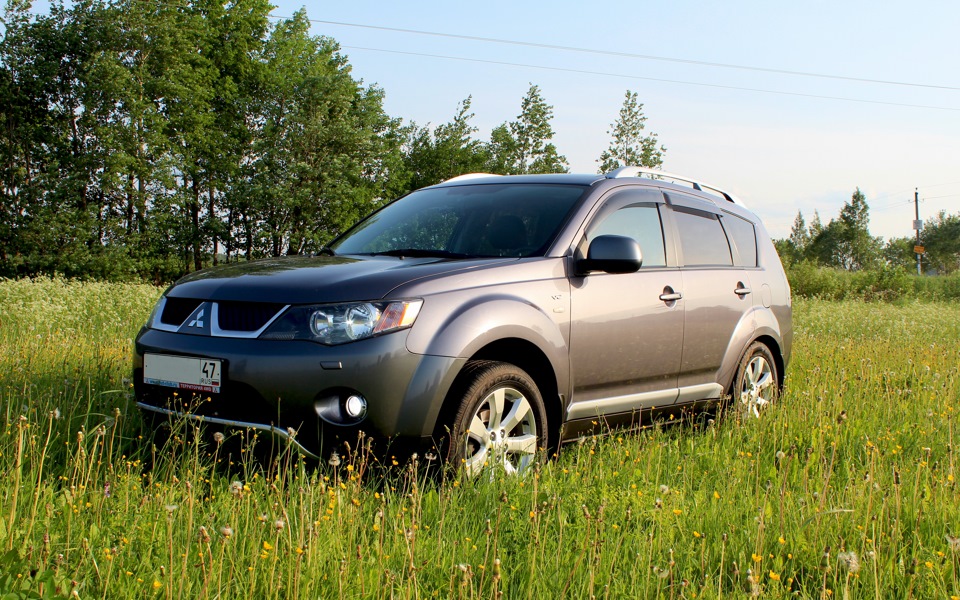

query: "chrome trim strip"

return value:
[137, 401, 321, 459]
[151, 302, 290, 339]
[676, 383, 724, 403]
[208, 302, 291, 339]
[150, 297, 180, 333]
[566, 389, 678, 420]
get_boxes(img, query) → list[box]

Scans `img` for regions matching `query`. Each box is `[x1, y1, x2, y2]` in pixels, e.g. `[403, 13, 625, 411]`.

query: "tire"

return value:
[446, 361, 547, 477]
[732, 341, 779, 419]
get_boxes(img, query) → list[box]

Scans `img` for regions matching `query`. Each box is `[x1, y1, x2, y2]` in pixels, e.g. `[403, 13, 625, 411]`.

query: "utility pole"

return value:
[914, 188, 922, 275]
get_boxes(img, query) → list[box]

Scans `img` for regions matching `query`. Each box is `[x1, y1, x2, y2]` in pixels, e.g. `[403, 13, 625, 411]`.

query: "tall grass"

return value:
[0, 277, 958, 598]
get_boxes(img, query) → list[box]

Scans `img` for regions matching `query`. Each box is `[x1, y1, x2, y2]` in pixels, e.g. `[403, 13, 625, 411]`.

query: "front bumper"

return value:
[134, 327, 465, 458]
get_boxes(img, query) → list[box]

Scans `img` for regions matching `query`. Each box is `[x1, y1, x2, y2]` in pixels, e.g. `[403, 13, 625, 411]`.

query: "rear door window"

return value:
[671, 207, 733, 267]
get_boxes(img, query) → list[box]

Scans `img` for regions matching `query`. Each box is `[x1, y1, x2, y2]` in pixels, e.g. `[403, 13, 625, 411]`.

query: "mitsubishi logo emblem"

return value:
[177, 303, 212, 335]
[188, 308, 205, 328]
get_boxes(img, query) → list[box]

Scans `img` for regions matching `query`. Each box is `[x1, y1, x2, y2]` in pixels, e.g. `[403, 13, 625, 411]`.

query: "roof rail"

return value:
[442, 173, 502, 183]
[604, 166, 746, 208]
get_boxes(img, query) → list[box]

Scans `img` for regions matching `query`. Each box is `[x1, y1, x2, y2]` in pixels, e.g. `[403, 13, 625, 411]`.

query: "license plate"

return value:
[143, 354, 222, 394]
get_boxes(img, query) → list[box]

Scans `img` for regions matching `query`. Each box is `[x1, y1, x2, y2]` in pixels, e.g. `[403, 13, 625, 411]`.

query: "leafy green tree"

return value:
[0, 0, 121, 277]
[597, 90, 665, 173]
[883, 237, 917, 271]
[808, 210, 824, 238]
[487, 84, 567, 175]
[922, 211, 960, 274]
[789, 211, 809, 253]
[805, 189, 881, 271]
[776, 210, 809, 264]
[835, 187, 881, 270]
[403, 96, 490, 192]
[192, 0, 271, 267]
[805, 219, 845, 268]
[242, 10, 406, 257]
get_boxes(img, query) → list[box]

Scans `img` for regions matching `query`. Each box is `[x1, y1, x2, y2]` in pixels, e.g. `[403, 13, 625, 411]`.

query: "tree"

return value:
[776, 210, 810, 263]
[808, 210, 824, 238]
[597, 90, 665, 173]
[486, 84, 567, 175]
[789, 211, 809, 252]
[403, 96, 490, 192]
[835, 187, 881, 270]
[883, 237, 917, 271]
[922, 211, 960, 274]
[804, 188, 881, 270]
[241, 10, 406, 257]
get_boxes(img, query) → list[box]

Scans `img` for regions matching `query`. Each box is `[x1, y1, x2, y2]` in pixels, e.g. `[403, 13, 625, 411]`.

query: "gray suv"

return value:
[135, 167, 792, 473]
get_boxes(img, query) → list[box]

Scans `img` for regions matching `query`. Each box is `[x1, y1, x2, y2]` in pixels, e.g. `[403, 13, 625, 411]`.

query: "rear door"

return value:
[664, 192, 755, 401]
[567, 188, 684, 419]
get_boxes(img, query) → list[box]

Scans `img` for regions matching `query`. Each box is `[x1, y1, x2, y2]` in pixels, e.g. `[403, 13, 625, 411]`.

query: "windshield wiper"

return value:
[317, 246, 337, 256]
[369, 248, 472, 259]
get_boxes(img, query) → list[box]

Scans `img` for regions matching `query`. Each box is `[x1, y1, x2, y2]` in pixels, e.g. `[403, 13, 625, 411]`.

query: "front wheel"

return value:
[447, 361, 547, 477]
[733, 342, 779, 418]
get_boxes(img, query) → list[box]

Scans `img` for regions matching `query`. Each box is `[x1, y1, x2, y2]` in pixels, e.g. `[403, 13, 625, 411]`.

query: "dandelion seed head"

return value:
[838, 551, 860, 573]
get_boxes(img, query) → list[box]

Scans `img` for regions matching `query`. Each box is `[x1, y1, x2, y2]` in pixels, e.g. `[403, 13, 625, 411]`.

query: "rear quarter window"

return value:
[722, 214, 758, 267]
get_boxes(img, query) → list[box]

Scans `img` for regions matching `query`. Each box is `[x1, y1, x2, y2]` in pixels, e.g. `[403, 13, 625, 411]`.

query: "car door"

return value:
[663, 191, 754, 402]
[567, 188, 684, 420]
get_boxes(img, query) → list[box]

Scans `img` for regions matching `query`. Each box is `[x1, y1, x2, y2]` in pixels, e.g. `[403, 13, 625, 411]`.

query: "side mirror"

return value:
[576, 235, 643, 275]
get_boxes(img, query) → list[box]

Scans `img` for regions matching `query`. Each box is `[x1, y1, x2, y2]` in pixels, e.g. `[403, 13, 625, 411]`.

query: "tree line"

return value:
[1, 0, 664, 282]
[776, 188, 960, 275]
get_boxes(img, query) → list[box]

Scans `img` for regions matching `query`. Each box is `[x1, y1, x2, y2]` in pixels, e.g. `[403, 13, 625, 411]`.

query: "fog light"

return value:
[344, 394, 367, 418]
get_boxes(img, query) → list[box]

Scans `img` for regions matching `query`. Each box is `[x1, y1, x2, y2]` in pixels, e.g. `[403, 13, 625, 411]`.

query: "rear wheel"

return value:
[447, 361, 547, 477]
[733, 342, 779, 418]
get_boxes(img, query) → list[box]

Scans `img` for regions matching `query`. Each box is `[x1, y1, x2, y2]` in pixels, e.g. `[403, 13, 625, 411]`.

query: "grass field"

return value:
[1, 277, 958, 599]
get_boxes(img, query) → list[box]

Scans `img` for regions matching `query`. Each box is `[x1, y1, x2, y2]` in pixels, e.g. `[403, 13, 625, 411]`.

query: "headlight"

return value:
[260, 300, 423, 345]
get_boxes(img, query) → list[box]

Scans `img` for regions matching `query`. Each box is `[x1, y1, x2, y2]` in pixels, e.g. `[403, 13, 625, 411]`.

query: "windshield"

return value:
[331, 183, 588, 258]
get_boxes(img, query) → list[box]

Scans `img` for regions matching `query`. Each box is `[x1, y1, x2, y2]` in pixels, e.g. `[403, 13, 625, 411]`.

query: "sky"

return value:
[260, 0, 959, 241]
[21, 0, 960, 240]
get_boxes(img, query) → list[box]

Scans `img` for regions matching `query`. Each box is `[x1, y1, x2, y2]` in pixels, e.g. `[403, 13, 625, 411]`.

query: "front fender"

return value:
[405, 294, 569, 396]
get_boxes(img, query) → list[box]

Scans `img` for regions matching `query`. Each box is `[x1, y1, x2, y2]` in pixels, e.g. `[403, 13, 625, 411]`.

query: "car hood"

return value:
[166, 255, 511, 304]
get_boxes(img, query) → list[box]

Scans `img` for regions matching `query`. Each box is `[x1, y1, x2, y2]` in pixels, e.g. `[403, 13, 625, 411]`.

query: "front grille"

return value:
[161, 298, 202, 327]
[217, 301, 285, 332]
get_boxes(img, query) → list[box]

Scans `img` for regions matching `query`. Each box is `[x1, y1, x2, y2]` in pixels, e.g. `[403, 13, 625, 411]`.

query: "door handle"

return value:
[734, 285, 752, 296]
[659, 291, 683, 302]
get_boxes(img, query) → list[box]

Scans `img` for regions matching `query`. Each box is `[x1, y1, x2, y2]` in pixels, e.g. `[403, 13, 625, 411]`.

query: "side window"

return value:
[722, 214, 758, 267]
[672, 207, 733, 267]
[586, 204, 667, 267]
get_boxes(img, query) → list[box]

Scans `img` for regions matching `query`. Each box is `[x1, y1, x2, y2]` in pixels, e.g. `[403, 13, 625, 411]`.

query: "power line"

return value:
[871, 191, 960, 213]
[271, 15, 960, 92]
[341, 45, 960, 113]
